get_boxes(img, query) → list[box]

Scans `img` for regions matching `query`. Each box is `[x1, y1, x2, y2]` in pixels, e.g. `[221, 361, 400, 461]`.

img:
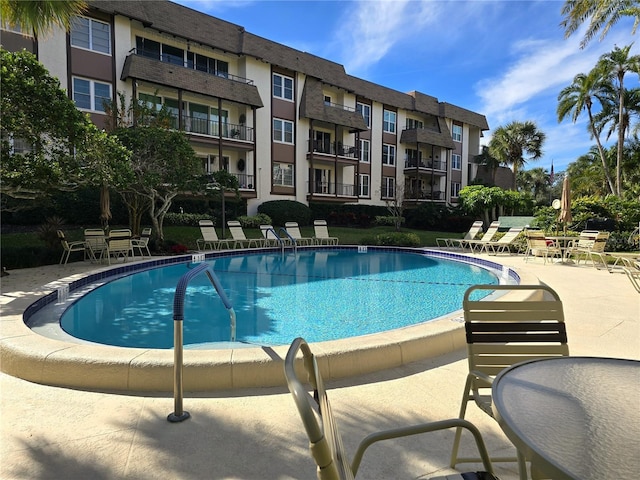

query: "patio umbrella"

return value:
[558, 175, 572, 233]
[100, 183, 112, 229]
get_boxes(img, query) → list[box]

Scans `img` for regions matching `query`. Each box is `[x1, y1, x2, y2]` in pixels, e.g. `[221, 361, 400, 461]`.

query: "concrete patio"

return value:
[1, 253, 638, 479]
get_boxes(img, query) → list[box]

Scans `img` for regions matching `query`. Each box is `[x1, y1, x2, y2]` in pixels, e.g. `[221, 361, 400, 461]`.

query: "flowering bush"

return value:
[170, 244, 188, 254]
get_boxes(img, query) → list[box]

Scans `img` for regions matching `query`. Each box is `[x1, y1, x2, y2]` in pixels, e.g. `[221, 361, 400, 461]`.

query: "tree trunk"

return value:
[587, 106, 616, 195]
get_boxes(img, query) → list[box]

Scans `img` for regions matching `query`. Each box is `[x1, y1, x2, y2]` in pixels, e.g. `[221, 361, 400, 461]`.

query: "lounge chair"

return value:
[484, 227, 523, 255]
[104, 229, 133, 264]
[313, 220, 338, 245]
[450, 284, 569, 479]
[57, 230, 87, 265]
[463, 221, 500, 253]
[523, 230, 561, 264]
[260, 224, 287, 247]
[84, 228, 107, 262]
[620, 257, 640, 294]
[227, 220, 263, 248]
[284, 222, 313, 246]
[197, 220, 230, 250]
[285, 337, 498, 480]
[132, 227, 152, 257]
[436, 221, 483, 249]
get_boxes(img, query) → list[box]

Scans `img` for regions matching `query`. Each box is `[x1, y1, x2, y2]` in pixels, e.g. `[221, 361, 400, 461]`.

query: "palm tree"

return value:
[595, 44, 640, 195]
[560, 0, 640, 49]
[566, 146, 614, 196]
[0, 0, 87, 36]
[557, 70, 616, 193]
[488, 121, 546, 190]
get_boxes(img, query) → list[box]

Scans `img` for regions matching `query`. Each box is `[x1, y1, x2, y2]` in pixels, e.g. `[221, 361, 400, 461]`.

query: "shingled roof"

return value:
[300, 78, 368, 131]
[88, 0, 488, 130]
[121, 55, 263, 107]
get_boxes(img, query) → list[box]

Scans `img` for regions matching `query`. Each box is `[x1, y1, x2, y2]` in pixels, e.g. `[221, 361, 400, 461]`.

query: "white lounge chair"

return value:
[197, 220, 230, 250]
[284, 222, 313, 246]
[484, 227, 523, 255]
[436, 221, 484, 249]
[313, 220, 338, 245]
[463, 221, 500, 253]
[227, 220, 263, 248]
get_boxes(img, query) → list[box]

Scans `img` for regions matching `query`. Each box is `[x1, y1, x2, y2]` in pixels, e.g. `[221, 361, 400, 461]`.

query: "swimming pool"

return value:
[9, 246, 528, 392]
[57, 249, 498, 348]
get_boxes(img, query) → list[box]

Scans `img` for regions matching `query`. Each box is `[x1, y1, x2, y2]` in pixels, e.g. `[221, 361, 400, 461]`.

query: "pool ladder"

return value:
[264, 226, 297, 255]
[168, 262, 235, 423]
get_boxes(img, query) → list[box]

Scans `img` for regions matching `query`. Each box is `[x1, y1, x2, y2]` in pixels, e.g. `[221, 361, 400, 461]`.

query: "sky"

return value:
[173, 0, 638, 174]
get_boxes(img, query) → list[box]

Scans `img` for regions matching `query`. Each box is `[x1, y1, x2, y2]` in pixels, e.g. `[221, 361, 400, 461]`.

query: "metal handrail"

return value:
[279, 228, 297, 254]
[168, 262, 235, 422]
[264, 226, 286, 254]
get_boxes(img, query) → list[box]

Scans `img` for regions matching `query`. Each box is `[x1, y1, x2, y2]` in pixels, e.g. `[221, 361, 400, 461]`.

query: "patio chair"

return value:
[104, 229, 133, 265]
[562, 230, 599, 264]
[523, 230, 561, 264]
[313, 220, 339, 245]
[132, 227, 152, 257]
[285, 337, 499, 480]
[57, 230, 87, 265]
[196, 220, 230, 250]
[436, 221, 484, 249]
[450, 284, 569, 480]
[84, 228, 107, 263]
[227, 220, 263, 248]
[464, 221, 501, 253]
[285, 222, 314, 246]
[483, 228, 524, 255]
[569, 231, 611, 271]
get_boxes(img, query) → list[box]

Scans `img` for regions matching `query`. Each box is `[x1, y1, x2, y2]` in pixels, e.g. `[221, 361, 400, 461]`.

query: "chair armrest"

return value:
[468, 370, 494, 385]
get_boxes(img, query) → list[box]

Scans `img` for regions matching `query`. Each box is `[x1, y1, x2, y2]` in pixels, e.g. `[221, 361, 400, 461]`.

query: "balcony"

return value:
[309, 141, 357, 159]
[307, 181, 356, 197]
[231, 173, 255, 190]
[405, 190, 444, 201]
[169, 114, 254, 142]
[404, 158, 447, 171]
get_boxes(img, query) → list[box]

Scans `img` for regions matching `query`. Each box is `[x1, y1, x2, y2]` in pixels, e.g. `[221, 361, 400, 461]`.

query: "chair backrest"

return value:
[464, 221, 484, 240]
[284, 338, 355, 480]
[285, 222, 307, 241]
[260, 224, 279, 241]
[199, 219, 219, 241]
[575, 230, 599, 249]
[314, 220, 331, 239]
[463, 285, 569, 394]
[57, 230, 70, 249]
[590, 231, 609, 253]
[525, 230, 548, 250]
[227, 220, 248, 240]
[496, 227, 523, 244]
[479, 221, 500, 242]
[108, 229, 132, 251]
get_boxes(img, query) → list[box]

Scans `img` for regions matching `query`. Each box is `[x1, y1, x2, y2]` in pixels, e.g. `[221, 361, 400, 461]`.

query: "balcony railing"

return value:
[132, 48, 254, 85]
[169, 114, 254, 142]
[323, 100, 356, 112]
[405, 190, 444, 201]
[310, 141, 357, 158]
[231, 173, 255, 190]
[308, 181, 356, 196]
[404, 158, 447, 170]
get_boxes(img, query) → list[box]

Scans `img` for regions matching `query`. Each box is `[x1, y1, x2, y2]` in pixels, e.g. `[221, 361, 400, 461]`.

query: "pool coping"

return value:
[0, 246, 539, 392]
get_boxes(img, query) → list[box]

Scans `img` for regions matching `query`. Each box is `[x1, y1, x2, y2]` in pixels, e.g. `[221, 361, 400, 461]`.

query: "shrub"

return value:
[37, 216, 66, 249]
[237, 213, 272, 228]
[257, 200, 311, 226]
[362, 232, 421, 247]
[164, 212, 212, 226]
[374, 215, 405, 227]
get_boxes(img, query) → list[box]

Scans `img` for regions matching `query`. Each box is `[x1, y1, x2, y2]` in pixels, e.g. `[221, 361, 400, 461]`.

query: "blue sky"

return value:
[174, 0, 638, 174]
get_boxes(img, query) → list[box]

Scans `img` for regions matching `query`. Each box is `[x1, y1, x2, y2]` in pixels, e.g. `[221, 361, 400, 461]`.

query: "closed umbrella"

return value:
[558, 175, 572, 233]
[100, 183, 112, 229]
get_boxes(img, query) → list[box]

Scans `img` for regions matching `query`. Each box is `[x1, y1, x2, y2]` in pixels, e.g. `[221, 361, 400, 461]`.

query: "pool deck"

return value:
[1, 252, 638, 479]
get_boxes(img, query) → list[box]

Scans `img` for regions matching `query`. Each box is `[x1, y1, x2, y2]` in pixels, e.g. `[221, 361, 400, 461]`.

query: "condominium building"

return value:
[2, 0, 489, 214]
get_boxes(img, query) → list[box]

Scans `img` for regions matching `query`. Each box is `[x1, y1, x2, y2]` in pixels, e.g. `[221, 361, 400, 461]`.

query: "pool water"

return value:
[59, 250, 498, 348]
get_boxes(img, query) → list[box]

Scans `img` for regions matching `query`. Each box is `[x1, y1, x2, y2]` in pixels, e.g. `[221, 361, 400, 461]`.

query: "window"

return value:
[273, 118, 294, 143]
[356, 102, 371, 128]
[382, 177, 395, 198]
[273, 73, 294, 101]
[73, 77, 111, 112]
[383, 109, 396, 133]
[273, 163, 294, 187]
[451, 182, 461, 198]
[162, 44, 184, 66]
[452, 124, 462, 142]
[406, 118, 423, 129]
[136, 37, 160, 59]
[359, 139, 370, 163]
[139, 93, 162, 111]
[324, 95, 331, 105]
[452, 153, 462, 170]
[382, 144, 396, 166]
[71, 16, 111, 54]
[359, 174, 370, 197]
[189, 103, 210, 135]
